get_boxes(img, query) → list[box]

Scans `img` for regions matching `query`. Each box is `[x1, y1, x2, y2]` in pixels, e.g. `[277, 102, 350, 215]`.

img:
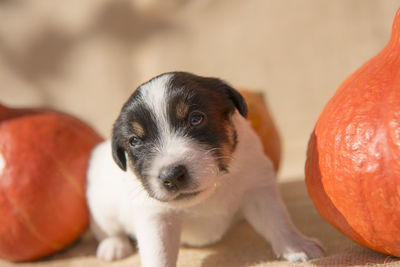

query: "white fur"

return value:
[86, 112, 324, 266]
[139, 73, 171, 130]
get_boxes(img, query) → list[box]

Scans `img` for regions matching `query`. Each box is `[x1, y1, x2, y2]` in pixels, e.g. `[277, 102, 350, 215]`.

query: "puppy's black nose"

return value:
[159, 165, 187, 191]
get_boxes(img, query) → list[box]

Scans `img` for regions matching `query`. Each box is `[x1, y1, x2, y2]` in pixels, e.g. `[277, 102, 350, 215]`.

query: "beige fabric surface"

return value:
[0, 181, 398, 267]
[1, 0, 400, 266]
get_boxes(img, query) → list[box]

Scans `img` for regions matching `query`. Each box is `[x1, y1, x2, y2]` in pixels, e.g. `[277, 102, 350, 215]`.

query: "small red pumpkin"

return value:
[305, 9, 400, 256]
[0, 103, 103, 261]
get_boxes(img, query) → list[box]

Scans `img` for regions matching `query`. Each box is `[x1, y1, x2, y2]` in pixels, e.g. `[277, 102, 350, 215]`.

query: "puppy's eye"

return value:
[189, 111, 206, 127]
[129, 136, 142, 146]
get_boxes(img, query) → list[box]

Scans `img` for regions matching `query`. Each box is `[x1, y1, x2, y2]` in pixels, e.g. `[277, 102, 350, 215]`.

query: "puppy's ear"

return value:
[112, 120, 127, 171]
[224, 85, 248, 118]
[112, 138, 127, 171]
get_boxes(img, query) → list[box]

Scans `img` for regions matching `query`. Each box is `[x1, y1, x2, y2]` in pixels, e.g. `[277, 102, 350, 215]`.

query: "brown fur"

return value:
[176, 101, 189, 119]
[132, 122, 145, 138]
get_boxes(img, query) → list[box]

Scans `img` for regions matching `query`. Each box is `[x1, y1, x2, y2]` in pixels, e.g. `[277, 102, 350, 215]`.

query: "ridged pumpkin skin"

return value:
[240, 90, 281, 171]
[305, 9, 400, 256]
[0, 104, 103, 262]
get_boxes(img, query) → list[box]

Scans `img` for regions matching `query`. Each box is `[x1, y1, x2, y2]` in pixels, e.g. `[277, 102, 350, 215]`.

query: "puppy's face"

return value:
[112, 72, 247, 205]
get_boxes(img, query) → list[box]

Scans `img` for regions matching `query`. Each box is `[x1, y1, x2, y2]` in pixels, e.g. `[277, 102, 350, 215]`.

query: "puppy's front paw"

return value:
[96, 236, 134, 261]
[276, 235, 324, 262]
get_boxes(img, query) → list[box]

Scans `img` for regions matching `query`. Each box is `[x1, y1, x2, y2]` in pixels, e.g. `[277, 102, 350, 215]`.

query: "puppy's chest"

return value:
[179, 184, 244, 246]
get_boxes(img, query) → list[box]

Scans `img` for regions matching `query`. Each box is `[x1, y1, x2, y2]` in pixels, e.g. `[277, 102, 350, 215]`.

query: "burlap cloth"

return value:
[0, 181, 398, 267]
[1, 0, 400, 266]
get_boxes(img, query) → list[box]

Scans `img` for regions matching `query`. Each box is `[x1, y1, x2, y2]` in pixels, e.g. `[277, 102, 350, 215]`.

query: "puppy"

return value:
[86, 72, 324, 266]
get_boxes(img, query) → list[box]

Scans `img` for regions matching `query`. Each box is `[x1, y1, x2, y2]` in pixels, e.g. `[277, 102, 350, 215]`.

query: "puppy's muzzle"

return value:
[159, 164, 188, 191]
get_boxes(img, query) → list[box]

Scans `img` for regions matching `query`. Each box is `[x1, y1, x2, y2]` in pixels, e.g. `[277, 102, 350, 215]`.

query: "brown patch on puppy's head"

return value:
[176, 100, 189, 119]
[131, 121, 145, 138]
[167, 72, 247, 171]
[221, 122, 238, 164]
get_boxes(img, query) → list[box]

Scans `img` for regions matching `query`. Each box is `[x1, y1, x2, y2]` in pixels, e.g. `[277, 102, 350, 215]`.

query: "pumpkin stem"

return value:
[388, 8, 400, 49]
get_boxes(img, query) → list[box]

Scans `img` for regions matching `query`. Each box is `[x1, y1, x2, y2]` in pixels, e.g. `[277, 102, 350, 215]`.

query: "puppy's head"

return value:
[112, 72, 247, 205]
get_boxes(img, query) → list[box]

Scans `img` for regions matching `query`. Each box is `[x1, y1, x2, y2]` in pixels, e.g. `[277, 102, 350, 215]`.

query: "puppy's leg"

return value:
[243, 184, 324, 262]
[96, 235, 134, 261]
[90, 218, 134, 261]
[134, 210, 181, 267]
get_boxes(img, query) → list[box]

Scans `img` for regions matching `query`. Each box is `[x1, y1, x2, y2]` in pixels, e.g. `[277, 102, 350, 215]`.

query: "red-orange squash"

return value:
[240, 90, 281, 171]
[0, 104, 103, 261]
[305, 9, 400, 256]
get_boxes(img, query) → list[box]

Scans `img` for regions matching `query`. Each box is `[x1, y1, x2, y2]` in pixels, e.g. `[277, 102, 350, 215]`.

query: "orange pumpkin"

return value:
[240, 90, 281, 171]
[0, 104, 103, 261]
[305, 9, 400, 256]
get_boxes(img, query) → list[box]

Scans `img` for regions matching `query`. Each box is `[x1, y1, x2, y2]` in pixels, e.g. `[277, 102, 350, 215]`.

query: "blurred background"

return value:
[0, 0, 398, 181]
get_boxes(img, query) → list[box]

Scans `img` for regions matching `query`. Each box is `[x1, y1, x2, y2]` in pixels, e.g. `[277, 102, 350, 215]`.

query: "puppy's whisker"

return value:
[128, 186, 146, 200]
[214, 156, 234, 160]
[202, 148, 218, 157]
